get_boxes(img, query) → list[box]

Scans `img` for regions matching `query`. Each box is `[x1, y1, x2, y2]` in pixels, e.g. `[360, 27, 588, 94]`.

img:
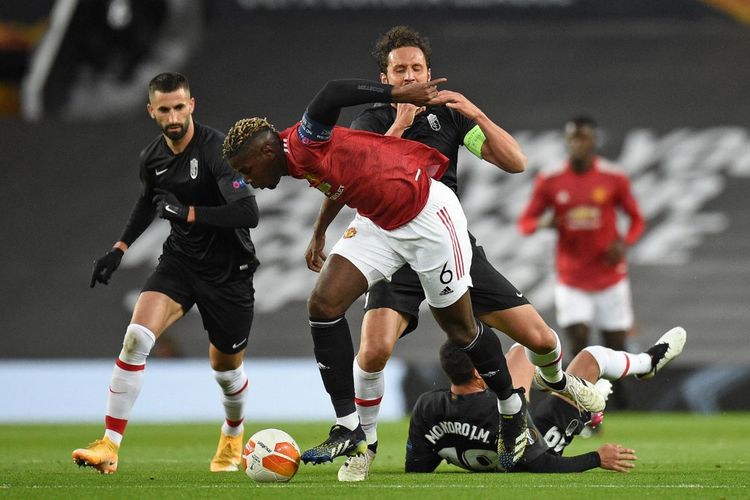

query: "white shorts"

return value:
[331, 180, 472, 308]
[555, 279, 633, 331]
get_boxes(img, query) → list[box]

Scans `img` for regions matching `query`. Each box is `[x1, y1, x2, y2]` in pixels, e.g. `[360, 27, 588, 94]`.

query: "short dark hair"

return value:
[439, 341, 475, 386]
[372, 25, 432, 74]
[566, 115, 597, 130]
[148, 72, 190, 98]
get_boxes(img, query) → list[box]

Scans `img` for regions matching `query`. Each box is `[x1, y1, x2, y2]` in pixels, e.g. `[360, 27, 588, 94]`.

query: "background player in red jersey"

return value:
[406, 326, 685, 474]
[73, 73, 260, 474]
[518, 116, 645, 359]
[222, 77, 561, 471]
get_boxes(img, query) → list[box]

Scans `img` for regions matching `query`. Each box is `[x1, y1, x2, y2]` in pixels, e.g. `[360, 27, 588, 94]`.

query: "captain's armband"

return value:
[463, 125, 486, 159]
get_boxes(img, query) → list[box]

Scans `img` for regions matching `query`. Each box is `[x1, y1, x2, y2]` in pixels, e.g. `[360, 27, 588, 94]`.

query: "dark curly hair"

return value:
[372, 25, 432, 74]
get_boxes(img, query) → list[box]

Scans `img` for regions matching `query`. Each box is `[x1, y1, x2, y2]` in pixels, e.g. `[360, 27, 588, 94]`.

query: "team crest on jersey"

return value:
[427, 113, 441, 131]
[592, 186, 608, 204]
[190, 158, 198, 179]
[343, 227, 357, 239]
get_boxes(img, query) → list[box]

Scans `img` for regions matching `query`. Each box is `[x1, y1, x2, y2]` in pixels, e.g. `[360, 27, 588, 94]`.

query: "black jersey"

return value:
[119, 122, 258, 282]
[405, 389, 548, 473]
[351, 104, 476, 193]
[406, 389, 600, 474]
[530, 393, 591, 456]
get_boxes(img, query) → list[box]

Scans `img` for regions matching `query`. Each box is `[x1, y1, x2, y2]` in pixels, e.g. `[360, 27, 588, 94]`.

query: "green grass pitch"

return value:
[1, 413, 748, 499]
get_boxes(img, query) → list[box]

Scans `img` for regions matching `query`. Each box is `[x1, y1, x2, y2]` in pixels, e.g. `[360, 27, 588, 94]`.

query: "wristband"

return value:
[463, 125, 486, 159]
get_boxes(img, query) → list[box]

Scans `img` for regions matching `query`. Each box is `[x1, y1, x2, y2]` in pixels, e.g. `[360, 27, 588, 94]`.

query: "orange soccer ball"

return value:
[242, 428, 301, 483]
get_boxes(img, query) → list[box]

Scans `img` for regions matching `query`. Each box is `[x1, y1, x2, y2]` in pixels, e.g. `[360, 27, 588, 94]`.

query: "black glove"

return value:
[90, 248, 124, 288]
[153, 188, 189, 222]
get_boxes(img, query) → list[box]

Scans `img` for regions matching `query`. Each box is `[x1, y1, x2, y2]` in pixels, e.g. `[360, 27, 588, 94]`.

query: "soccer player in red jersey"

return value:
[518, 116, 646, 357]
[223, 77, 575, 470]
[322, 26, 606, 482]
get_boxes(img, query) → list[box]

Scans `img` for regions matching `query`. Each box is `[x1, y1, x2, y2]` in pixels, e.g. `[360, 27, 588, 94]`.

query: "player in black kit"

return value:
[406, 327, 686, 473]
[314, 26, 603, 481]
[72, 73, 259, 474]
[407, 342, 631, 474]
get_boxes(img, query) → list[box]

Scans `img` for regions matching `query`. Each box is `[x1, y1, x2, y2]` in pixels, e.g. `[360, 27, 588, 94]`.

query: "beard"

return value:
[162, 121, 188, 141]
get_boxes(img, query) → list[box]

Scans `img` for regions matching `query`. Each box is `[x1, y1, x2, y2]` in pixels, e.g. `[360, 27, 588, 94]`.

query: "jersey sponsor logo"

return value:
[190, 158, 198, 179]
[232, 338, 248, 349]
[439, 286, 454, 296]
[329, 184, 345, 200]
[566, 205, 602, 230]
[516, 291, 523, 298]
[343, 227, 357, 239]
[317, 362, 330, 370]
[165, 205, 180, 215]
[155, 168, 169, 176]
[427, 113, 441, 131]
[108, 386, 126, 394]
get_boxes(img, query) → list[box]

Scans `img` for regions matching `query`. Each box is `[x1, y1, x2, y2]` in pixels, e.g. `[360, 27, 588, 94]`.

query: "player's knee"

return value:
[525, 324, 557, 354]
[120, 323, 156, 364]
[443, 324, 476, 347]
[307, 291, 346, 319]
[358, 342, 392, 372]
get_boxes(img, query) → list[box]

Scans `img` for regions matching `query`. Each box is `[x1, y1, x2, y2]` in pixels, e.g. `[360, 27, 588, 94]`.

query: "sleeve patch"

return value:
[298, 112, 333, 143]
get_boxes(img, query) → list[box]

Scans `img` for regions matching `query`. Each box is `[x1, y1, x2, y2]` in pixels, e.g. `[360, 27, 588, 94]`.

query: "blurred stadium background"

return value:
[1, 0, 749, 423]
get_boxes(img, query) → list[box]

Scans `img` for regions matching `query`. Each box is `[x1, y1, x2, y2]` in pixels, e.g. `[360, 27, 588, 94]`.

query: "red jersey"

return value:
[518, 156, 645, 291]
[280, 123, 449, 230]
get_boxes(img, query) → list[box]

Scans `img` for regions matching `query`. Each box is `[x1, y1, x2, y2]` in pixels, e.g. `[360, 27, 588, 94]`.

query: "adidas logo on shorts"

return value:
[439, 286, 454, 296]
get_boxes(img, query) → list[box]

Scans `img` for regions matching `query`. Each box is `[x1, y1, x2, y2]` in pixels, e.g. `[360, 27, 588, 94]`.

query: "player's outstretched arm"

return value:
[597, 443, 637, 473]
[434, 89, 526, 173]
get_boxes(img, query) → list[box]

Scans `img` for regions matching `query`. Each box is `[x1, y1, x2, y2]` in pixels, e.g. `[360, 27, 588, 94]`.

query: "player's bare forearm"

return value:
[435, 90, 526, 173]
[473, 113, 527, 173]
[306, 198, 345, 272]
[312, 198, 345, 237]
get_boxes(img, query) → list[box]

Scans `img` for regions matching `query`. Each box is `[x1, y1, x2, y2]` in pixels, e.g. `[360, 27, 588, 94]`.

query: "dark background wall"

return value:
[1, 2, 748, 380]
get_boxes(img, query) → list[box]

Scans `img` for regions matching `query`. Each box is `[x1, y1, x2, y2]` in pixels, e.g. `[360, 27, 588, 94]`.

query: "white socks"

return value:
[105, 324, 156, 445]
[353, 357, 384, 445]
[584, 345, 653, 380]
[336, 412, 361, 431]
[214, 364, 249, 437]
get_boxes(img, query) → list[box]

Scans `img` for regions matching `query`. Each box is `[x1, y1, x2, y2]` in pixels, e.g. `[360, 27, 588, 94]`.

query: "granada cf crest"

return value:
[343, 227, 357, 239]
[427, 113, 441, 131]
[190, 158, 198, 179]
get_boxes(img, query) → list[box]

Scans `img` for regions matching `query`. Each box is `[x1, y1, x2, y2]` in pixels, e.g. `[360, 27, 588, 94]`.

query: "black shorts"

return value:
[142, 253, 255, 354]
[364, 232, 529, 335]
